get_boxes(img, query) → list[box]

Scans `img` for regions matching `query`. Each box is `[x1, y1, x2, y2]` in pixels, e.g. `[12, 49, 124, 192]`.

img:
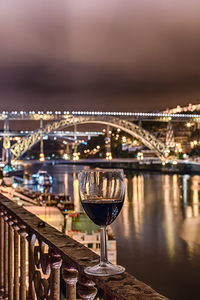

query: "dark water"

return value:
[24, 163, 200, 300]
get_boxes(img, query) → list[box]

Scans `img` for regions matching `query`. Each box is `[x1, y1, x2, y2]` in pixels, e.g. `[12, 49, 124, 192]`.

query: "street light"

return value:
[106, 152, 112, 160]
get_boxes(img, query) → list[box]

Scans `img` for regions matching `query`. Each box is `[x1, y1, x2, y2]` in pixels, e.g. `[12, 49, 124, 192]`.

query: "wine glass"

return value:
[79, 169, 125, 276]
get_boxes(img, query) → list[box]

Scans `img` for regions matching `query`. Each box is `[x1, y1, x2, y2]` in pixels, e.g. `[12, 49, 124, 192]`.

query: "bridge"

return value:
[7, 115, 169, 162]
[1, 105, 200, 163]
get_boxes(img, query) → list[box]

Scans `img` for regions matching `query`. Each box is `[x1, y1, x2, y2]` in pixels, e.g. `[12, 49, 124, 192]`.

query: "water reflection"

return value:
[113, 172, 200, 300]
[132, 175, 144, 238]
[73, 172, 80, 211]
[163, 175, 176, 260]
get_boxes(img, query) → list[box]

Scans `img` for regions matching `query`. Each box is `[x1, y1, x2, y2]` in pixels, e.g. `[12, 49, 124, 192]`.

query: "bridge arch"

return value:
[10, 116, 169, 161]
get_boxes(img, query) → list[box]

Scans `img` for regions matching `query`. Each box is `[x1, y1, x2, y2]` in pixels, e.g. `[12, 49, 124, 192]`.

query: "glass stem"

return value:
[100, 226, 108, 266]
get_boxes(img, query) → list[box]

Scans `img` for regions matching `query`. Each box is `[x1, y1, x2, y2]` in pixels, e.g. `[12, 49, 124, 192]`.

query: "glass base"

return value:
[84, 262, 125, 276]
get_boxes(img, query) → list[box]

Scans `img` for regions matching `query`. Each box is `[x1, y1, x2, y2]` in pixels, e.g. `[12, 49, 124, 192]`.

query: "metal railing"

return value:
[0, 195, 168, 300]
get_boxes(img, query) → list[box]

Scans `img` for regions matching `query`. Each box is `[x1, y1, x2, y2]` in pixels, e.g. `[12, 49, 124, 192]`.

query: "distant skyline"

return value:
[1, 1, 200, 111]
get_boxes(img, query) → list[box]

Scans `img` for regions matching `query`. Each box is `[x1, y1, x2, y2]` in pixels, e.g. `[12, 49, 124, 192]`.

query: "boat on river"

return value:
[32, 170, 53, 186]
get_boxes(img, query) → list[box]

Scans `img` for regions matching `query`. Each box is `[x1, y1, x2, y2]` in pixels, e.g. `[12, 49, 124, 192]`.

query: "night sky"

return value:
[1, 0, 200, 112]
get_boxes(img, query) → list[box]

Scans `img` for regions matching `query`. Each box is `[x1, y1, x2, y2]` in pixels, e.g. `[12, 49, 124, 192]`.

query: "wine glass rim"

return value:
[80, 168, 124, 173]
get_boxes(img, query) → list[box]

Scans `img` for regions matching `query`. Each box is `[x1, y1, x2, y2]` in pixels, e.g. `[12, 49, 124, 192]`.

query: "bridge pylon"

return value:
[39, 117, 45, 161]
[2, 118, 12, 164]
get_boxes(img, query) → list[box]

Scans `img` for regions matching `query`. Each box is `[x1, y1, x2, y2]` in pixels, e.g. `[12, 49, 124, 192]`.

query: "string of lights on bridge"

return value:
[1, 110, 200, 119]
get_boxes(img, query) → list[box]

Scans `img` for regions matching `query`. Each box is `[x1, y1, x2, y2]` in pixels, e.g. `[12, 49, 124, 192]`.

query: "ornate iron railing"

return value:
[0, 195, 168, 300]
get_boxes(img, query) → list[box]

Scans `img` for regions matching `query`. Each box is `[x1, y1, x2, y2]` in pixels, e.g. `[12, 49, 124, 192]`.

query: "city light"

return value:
[63, 153, 69, 160]
[39, 153, 45, 162]
[122, 136, 126, 143]
[106, 152, 112, 160]
[2, 110, 200, 119]
[137, 152, 144, 160]
[73, 152, 80, 161]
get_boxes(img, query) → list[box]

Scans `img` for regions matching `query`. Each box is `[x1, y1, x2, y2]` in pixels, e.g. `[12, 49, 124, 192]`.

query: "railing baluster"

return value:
[8, 216, 14, 300]
[63, 263, 78, 300]
[27, 233, 36, 300]
[12, 218, 20, 300]
[49, 250, 62, 300]
[3, 210, 8, 300]
[19, 224, 27, 300]
[78, 276, 97, 300]
[0, 208, 4, 299]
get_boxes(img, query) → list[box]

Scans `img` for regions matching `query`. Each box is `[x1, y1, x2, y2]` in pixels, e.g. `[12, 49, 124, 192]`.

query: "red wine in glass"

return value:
[79, 169, 125, 276]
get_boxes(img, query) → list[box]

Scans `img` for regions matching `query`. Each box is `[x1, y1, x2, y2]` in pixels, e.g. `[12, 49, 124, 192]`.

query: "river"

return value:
[24, 163, 200, 300]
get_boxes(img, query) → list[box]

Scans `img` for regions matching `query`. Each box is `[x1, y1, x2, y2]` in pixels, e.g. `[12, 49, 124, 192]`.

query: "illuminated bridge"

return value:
[1, 105, 200, 163]
[7, 116, 168, 162]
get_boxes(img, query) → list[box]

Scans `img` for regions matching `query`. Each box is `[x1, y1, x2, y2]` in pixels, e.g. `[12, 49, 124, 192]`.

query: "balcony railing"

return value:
[0, 195, 168, 300]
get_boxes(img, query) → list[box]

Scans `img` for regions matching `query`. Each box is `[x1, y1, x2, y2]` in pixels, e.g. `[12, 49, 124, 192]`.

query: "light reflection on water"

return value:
[24, 164, 200, 300]
[114, 173, 200, 300]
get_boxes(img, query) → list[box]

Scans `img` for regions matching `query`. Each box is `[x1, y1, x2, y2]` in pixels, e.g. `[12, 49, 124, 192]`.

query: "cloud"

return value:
[0, 0, 200, 110]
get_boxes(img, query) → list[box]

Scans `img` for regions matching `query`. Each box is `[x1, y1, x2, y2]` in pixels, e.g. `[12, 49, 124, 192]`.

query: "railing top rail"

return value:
[0, 194, 168, 300]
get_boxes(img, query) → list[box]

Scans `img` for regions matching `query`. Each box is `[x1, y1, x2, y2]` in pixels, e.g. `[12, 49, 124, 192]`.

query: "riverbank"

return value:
[19, 158, 200, 174]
